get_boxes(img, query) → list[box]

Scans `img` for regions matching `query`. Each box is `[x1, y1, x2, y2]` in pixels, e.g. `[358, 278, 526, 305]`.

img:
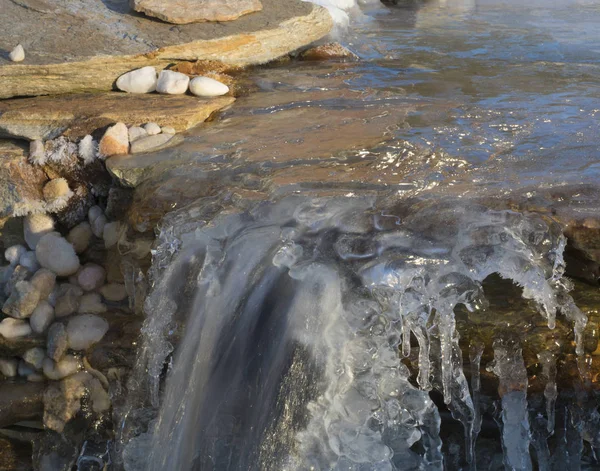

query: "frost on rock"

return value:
[46, 136, 78, 164]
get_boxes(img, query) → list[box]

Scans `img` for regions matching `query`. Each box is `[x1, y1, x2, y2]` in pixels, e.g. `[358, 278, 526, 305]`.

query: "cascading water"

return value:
[119, 194, 591, 470]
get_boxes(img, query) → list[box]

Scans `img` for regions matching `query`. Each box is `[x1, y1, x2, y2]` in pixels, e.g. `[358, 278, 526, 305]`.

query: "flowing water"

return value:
[117, 1, 600, 470]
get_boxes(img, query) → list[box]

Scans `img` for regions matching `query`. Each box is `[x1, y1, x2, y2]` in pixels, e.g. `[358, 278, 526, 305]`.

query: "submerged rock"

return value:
[77, 293, 107, 314]
[47, 323, 68, 362]
[132, 0, 263, 24]
[99, 283, 127, 302]
[300, 42, 358, 61]
[35, 233, 80, 276]
[156, 70, 189, 95]
[9, 44, 24, 62]
[116, 66, 157, 94]
[54, 295, 80, 318]
[77, 264, 106, 292]
[42, 354, 80, 380]
[99, 122, 129, 158]
[23, 347, 45, 370]
[189, 76, 230, 97]
[67, 314, 109, 350]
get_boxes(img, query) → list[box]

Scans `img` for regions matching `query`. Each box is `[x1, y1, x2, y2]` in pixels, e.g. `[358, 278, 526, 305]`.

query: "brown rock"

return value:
[99, 123, 129, 158]
[300, 42, 359, 61]
[132, 0, 263, 24]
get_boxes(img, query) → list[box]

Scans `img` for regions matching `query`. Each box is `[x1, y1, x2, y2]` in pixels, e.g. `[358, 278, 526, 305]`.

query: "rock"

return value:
[31, 269, 56, 300]
[2, 281, 40, 318]
[30, 300, 54, 334]
[77, 293, 107, 314]
[116, 66, 157, 94]
[42, 355, 80, 380]
[9, 45, 24, 62]
[130, 133, 174, 154]
[88, 205, 103, 224]
[99, 283, 128, 302]
[24, 213, 54, 250]
[42, 178, 72, 205]
[143, 122, 161, 136]
[0, 382, 44, 428]
[300, 42, 358, 61]
[102, 221, 121, 248]
[77, 264, 106, 292]
[66, 222, 93, 254]
[189, 76, 230, 97]
[29, 139, 45, 165]
[54, 295, 80, 318]
[156, 70, 189, 95]
[47, 323, 68, 362]
[98, 122, 129, 158]
[57, 283, 84, 298]
[17, 360, 35, 377]
[18, 251, 39, 273]
[3, 265, 27, 298]
[78, 135, 97, 165]
[128, 126, 148, 143]
[161, 126, 176, 134]
[23, 347, 45, 370]
[66, 314, 109, 350]
[4, 245, 26, 266]
[132, 0, 263, 24]
[0, 318, 32, 339]
[91, 214, 107, 238]
[0, 358, 17, 377]
[35, 233, 80, 276]
[43, 372, 109, 433]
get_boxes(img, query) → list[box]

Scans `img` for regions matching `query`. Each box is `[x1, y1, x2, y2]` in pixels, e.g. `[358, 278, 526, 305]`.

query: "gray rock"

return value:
[131, 0, 263, 24]
[54, 295, 80, 318]
[19, 251, 40, 272]
[77, 263, 106, 292]
[47, 323, 68, 362]
[130, 133, 174, 154]
[30, 300, 55, 334]
[99, 283, 128, 302]
[23, 347, 46, 370]
[35, 233, 80, 276]
[31, 268, 56, 300]
[2, 280, 40, 318]
[77, 293, 107, 314]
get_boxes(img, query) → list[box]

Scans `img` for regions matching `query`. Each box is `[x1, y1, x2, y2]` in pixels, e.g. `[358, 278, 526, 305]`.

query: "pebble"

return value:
[156, 70, 189, 95]
[4, 245, 27, 266]
[98, 122, 129, 158]
[42, 355, 80, 380]
[3, 265, 27, 297]
[161, 126, 176, 134]
[100, 283, 128, 302]
[77, 264, 106, 292]
[24, 213, 55, 250]
[23, 347, 46, 370]
[88, 206, 103, 224]
[130, 133, 173, 154]
[78, 135, 97, 165]
[67, 222, 93, 254]
[78, 293, 107, 314]
[43, 178, 72, 204]
[35, 233, 80, 276]
[143, 122, 161, 135]
[0, 318, 32, 338]
[54, 295, 80, 318]
[189, 76, 230, 97]
[18, 360, 36, 377]
[128, 126, 148, 142]
[19, 251, 40, 273]
[30, 300, 55, 334]
[58, 283, 84, 298]
[103, 221, 121, 248]
[91, 214, 107, 238]
[29, 140, 45, 165]
[2, 280, 40, 318]
[31, 269, 56, 300]
[47, 323, 68, 362]
[9, 44, 25, 62]
[66, 314, 109, 350]
[116, 66, 157, 94]
[0, 358, 18, 377]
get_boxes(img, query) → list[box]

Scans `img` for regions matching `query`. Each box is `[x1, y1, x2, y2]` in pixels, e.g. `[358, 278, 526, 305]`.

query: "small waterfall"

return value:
[120, 194, 589, 470]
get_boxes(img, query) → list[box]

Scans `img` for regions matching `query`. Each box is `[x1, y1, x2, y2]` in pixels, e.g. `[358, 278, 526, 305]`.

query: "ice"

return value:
[538, 350, 557, 435]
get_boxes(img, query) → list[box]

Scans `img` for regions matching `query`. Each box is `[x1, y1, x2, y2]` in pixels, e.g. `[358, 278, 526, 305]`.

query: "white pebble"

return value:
[24, 213, 55, 250]
[161, 126, 176, 134]
[66, 314, 109, 350]
[35, 233, 80, 276]
[0, 318, 32, 338]
[189, 76, 230, 97]
[78, 135, 98, 165]
[30, 300, 55, 334]
[43, 355, 80, 380]
[78, 293, 107, 314]
[31, 269, 56, 300]
[67, 222, 93, 254]
[9, 44, 25, 62]
[88, 205, 104, 224]
[103, 221, 121, 248]
[100, 283, 128, 302]
[77, 264, 106, 291]
[4, 245, 27, 266]
[91, 214, 107, 238]
[143, 122, 161, 135]
[156, 70, 189, 95]
[116, 66, 157, 94]
[19, 251, 40, 272]
[23, 347, 45, 370]
[128, 126, 148, 142]
[0, 358, 18, 377]
[29, 140, 46, 165]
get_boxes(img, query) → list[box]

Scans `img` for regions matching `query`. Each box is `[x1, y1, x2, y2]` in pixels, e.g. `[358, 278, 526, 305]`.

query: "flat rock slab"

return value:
[0, 93, 236, 141]
[0, 0, 332, 98]
[133, 0, 263, 24]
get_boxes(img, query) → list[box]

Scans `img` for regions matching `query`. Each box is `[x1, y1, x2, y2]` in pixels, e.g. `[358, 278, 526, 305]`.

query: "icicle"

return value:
[438, 309, 456, 404]
[468, 342, 484, 466]
[537, 350, 557, 435]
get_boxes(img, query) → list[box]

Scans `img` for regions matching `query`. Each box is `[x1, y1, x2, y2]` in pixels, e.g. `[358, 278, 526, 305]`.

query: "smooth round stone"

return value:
[23, 347, 46, 370]
[143, 122, 161, 135]
[0, 318, 32, 339]
[88, 206, 103, 225]
[0, 358, 18, 377]
[9, 44, 25, 62]
[19, 251, 40, 273]
[103, 221, 121, 248]
[189, 76, 230, 97]
[30, 300, 55, 334]
[116, 66, 157, 94]
[128, 126, 148, 142]
[24, 213, 55, 250]
[156, 70, 189, 95]
[4, 245, 27, 266]
[54, 295, 80, 318]
[67, 222, 93, 254]
[91, 214, 107, 238]
[77, 264, 106, 292]
[35, 233, 80, 277]
[161, 126, 176, 134]
[98, 122, 129, 158]
[78, 135, 97, 165]
[100, 283, 128, 302]
[2, 280, 40, 318]
[43, 355, 80, 380]
[78, 293, 107, 314]
[66, 314, 109, 350]
[31, 269, 56, 300]
[57, 283, 84, 298]
[47, 323, 68, 362]
[43, 178, 72, 203]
